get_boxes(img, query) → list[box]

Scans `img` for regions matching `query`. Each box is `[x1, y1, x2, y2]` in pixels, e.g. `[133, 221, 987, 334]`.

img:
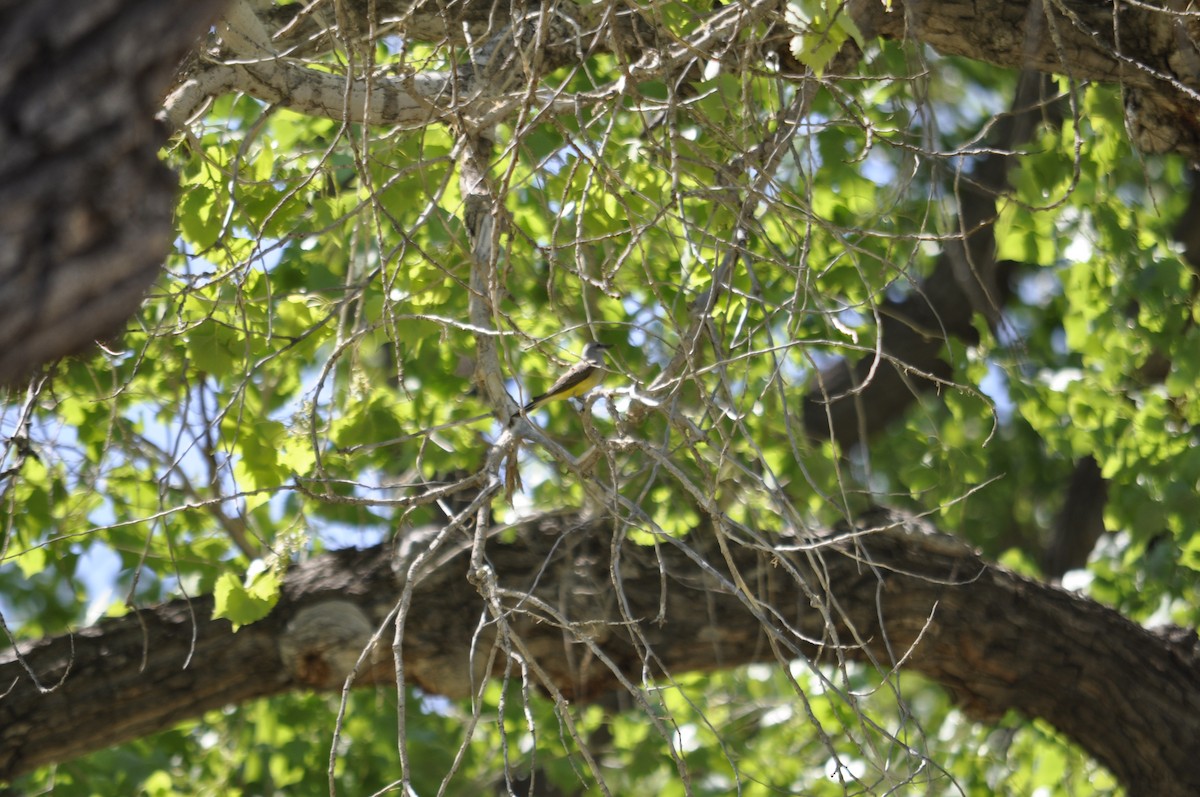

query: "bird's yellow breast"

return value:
[557, 367, 604, 400]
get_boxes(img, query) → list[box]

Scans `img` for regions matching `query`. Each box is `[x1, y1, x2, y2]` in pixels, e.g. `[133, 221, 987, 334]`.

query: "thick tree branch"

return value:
[3, 511, 1198, 795]
[245, 0, 1200, 158]
[849, 0, 1200, 157]
[0, 0, 227, 387]
[166, 0, 786, 133]
[168, 0, 1200, 160]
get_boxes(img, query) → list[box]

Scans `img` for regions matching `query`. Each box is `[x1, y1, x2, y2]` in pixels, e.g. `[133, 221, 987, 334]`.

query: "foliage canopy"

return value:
[3, 0, 1200, 793]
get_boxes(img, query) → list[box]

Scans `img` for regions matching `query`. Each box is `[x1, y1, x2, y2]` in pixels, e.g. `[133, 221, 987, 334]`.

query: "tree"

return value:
[3, 0, 1200, 794]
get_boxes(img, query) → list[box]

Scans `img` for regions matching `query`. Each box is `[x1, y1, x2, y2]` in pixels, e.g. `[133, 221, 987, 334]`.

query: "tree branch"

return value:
[4, 511, 1198, 795]
[849, 0, 1200, 157]
[0, 0, 227, 387]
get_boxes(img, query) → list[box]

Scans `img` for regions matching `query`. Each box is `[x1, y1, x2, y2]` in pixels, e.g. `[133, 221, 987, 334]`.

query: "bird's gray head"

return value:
[583, 342, 611, 363]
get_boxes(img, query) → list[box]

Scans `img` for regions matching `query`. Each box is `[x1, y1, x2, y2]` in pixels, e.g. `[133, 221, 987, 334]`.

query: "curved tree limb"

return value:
[3, 510, 1198, 795]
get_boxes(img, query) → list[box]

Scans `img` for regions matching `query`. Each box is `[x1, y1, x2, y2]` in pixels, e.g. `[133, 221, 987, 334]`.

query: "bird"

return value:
[516, 342, 612, 416]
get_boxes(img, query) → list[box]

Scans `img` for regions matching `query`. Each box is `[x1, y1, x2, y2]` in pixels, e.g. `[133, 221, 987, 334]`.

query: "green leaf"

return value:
[185, 323, 237, 374]
[785, 0, 863, 75]
[14, 543, 47, 579]
[177, 185, 222, 250]
[213, 568, 281, 630]
[1181, 534, 1200, 573]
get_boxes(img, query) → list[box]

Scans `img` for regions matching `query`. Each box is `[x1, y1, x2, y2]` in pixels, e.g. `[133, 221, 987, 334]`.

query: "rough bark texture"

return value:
[3, 512, 1199, 795]
[0, 0, 226, 387]
[0, 596, 286, 777]
[0, 545, 395, 780]
[218, 0, 1200, 158]
[849, 0, 1200, 156]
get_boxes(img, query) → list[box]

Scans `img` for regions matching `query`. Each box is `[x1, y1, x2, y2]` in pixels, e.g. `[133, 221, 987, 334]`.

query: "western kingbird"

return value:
[518, 342, 611, 415]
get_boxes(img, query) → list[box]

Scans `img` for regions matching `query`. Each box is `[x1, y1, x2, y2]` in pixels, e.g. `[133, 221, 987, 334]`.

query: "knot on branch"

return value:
[277, 600, 385, 688]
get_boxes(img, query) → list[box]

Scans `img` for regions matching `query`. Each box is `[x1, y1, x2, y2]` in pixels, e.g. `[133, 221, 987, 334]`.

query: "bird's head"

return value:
[583, 342, 611, 362]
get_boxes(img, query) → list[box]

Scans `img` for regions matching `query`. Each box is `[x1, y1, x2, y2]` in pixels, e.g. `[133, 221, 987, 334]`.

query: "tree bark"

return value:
[3, 511, 1198, 795]
[0, 0, 226, 387]
[849, 0, 1200, 157]
[175, 0, 1200, 159]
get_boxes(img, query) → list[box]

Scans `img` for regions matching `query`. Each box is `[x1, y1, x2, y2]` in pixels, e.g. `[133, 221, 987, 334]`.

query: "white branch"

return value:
[161, 60, 451, 128]
[161, 0, 788, 132]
